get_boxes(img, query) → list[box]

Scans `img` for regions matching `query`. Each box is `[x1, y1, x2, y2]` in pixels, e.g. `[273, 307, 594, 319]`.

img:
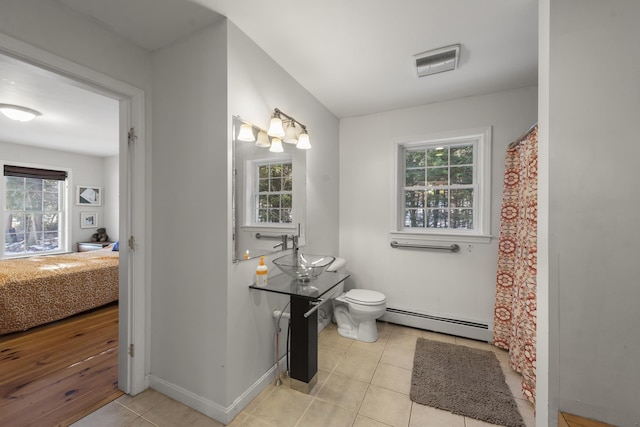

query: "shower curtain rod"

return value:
[508, 121, 538, 149]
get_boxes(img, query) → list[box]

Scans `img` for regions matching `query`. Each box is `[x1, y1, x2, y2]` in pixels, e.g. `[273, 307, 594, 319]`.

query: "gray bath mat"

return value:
[410, 338, 525, 427]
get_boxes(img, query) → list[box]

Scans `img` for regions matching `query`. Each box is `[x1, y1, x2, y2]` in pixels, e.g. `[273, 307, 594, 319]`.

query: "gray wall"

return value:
[543, 1, 640, 425]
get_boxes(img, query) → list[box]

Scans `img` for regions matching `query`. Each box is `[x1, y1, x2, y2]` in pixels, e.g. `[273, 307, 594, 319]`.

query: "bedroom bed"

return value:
[0, 247, 119, 335]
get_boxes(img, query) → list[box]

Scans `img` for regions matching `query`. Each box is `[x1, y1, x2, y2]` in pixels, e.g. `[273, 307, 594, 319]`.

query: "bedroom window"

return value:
[3, 165, 68, 257]
[392, 127, 492, 241]
[254, 160, 293, 224]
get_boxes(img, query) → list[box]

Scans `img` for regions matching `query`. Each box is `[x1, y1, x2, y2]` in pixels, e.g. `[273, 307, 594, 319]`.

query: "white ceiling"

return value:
[0, 0, 538, 157]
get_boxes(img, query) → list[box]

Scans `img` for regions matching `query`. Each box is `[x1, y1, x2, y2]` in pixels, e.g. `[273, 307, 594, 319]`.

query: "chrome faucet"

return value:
[273, 235, 288, 250]
[291, 235, 299, 254]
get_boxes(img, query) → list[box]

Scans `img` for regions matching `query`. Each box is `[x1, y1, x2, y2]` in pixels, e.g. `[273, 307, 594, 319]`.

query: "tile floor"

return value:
[72, 322, 534, 427]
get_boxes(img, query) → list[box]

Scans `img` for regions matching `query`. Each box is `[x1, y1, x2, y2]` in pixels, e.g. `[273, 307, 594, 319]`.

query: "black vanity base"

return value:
[289, 295, 318, 393]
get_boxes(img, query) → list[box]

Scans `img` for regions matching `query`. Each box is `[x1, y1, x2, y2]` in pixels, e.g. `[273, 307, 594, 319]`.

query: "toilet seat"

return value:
[344, 289, 386, 306]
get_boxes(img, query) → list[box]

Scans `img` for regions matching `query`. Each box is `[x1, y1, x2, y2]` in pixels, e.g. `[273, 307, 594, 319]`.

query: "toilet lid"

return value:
[345, 289, 386, 305]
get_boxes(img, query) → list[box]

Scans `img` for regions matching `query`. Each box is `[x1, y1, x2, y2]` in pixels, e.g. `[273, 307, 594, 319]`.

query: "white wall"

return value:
[226, 21, 340, 410]
[102, 155, 119, 242]
[149, 19, 229, 408]
[0, 140, 112, 248]
[339, 86, 537, 339]
[545, 1, 640, 425]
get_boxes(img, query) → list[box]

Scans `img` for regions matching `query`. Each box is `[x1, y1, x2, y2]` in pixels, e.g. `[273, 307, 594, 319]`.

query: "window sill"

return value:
[389, 231, 493, 245]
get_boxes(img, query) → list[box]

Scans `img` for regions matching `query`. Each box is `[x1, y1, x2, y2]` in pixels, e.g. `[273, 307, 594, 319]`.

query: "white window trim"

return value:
[244, 154, 294, 228]
[390, 126, 493, 244]
[1, 160, 72, 258]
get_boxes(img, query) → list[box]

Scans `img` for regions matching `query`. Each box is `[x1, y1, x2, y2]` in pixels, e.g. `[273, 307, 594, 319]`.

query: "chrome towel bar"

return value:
[255, 232, 290, 241]
[390, 241, 460, 253]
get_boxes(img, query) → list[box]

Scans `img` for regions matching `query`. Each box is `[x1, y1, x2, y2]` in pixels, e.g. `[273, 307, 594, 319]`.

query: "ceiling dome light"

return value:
[0, 104, 42, 122]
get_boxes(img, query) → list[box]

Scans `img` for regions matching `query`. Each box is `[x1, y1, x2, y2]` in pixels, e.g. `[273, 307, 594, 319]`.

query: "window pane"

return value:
[270, 164, 283, 178]
[451, 209, 473, 229]
[451, 189, 473, 207]
[406, 151, 425, 168]
[451, 145, 473, 165]
[427, 209, 449, 228]
[43, 191, 59, 211]
[6, 190, 24, 210]
[427, 189, 448, 208]
[283, 176, 292, 192]
[259, 165, 269, 179]
[44, 231, 60, 250]
[43, 212, 59, 231]
[43, 180, 59, 192]
[258, 178, 269, 192]
[427, 147, 448, 166]
[6, 176, 24, 191]
[268, 195, 281, 208]
[25, 178, 42, 191]
[26, 191, 43, 211]
[258, 194, 269, 208]
[257, 209, 268, 222]
[281, 208, 293, 223]
[268, 209, 280, 222]
[427, 167, 448, 185]
[282, 163, 292, 178]
[281, 194, 292, 209]
[405, 190, 425, 208]
[451, 166, 473, 185]
[404, 209, 425, 227]
[270, 178, 282, 192]
[405, 169, 425, 187]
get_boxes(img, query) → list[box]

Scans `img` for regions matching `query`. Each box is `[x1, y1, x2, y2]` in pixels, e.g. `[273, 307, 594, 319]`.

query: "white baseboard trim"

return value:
[148, 356, 287, 425]
[382, 307, 493, 342]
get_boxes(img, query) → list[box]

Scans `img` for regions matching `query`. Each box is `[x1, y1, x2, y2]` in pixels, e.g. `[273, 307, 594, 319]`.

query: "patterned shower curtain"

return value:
[493, 125, 538, 405]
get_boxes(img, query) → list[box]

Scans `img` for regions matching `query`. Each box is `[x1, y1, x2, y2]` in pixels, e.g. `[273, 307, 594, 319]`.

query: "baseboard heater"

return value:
[382, 307, 492, 342]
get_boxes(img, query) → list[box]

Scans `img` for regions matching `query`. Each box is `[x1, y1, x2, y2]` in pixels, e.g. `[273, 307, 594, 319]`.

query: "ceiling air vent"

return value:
[414, 44, 460, 77]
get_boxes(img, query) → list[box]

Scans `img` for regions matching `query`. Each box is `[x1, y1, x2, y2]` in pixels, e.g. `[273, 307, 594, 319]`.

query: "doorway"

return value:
[0, 34, 147, 395]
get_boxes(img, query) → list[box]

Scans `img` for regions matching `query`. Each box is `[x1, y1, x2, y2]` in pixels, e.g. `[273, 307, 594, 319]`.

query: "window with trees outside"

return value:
[255, 160, 293, 224]
[394, 128, 491, 240]
[3, 165, 67, 257]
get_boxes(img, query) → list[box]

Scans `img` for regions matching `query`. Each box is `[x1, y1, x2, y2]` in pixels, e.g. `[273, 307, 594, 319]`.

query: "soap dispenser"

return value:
[256, 256, 268, 287]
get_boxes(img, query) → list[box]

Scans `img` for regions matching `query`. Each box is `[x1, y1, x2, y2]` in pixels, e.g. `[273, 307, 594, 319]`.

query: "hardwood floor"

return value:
[560, 412, 617, 427]
[0, 302, 121, 427]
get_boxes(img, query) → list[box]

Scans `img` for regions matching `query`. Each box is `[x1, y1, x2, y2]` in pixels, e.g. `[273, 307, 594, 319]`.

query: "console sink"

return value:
[272, 253, 336, 281]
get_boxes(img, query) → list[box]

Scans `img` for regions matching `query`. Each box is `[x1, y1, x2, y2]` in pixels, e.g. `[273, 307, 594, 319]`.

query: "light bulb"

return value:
[255, 131, 270, 147]
[297, 132, 311, 149]
[237, 123, 255, 141]
[267, 117, 285, 137]
[269, 137, 284, 152]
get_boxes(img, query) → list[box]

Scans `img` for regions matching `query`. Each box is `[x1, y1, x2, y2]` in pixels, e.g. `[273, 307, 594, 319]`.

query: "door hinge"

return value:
[129, 343, 134, 357]
[128, 127, 137, 145]
[128, 236, 135, 250]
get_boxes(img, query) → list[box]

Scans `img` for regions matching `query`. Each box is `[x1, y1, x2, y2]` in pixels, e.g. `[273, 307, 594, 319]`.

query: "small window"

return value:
[254, 160, 293, 224]
[393, 127, 491, 240]
[3, 164, 68, 257]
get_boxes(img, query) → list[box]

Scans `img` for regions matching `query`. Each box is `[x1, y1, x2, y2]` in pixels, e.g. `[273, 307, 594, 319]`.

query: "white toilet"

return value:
[333, 289, 387, 342]
[326, 258, 387, 343]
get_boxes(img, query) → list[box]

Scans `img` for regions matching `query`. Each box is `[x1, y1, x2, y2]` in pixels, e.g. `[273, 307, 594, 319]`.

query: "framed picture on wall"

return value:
[80, 212, 98, 229]
[76, 185, 101, 206]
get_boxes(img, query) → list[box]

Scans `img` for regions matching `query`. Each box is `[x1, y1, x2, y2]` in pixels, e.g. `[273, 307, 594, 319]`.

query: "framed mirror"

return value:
[233, 115, 306, 262]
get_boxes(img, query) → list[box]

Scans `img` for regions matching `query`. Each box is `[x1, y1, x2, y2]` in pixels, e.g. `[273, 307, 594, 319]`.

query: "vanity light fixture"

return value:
[0, 103, 42, 122]
[267, 108, 311, 149]
[237, 123, 256, 142]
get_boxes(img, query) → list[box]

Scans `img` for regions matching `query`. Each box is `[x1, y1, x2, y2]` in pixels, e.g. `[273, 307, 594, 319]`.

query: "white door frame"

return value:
[0, 33, 147, 395]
